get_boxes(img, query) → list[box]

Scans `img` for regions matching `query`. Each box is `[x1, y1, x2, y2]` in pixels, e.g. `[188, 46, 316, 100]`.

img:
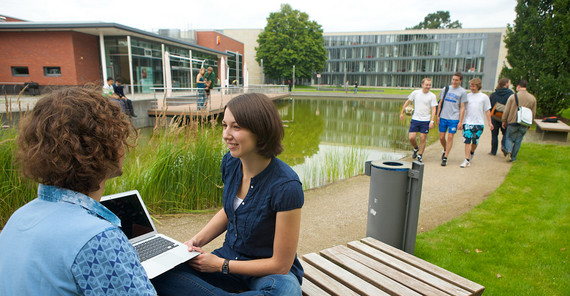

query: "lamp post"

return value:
[292, 65, 295, 90]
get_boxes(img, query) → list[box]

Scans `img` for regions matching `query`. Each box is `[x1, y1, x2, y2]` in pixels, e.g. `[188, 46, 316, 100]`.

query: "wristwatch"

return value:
[222, 259, 230, 275]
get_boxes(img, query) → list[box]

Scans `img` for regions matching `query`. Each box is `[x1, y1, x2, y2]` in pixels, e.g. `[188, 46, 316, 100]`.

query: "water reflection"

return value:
[275, 96, 434, 189]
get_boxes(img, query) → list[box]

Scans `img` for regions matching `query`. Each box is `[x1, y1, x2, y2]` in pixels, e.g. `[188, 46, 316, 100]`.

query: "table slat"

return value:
[300, 258, 359, 296]
[303, 253, 390, 296]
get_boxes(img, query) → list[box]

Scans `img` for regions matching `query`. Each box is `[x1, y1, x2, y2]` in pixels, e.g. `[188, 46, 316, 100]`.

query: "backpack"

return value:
[515, 94, 533, 126]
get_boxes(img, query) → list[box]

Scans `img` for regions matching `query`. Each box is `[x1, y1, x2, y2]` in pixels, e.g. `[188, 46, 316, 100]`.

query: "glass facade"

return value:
[104, 36, 219, 93]
[226, 51, 243, 86]
[321, 31, 502, 89]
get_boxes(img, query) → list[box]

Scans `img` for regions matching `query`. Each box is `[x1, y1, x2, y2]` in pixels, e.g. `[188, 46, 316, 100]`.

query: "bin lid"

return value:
[371, 160, 411, 171]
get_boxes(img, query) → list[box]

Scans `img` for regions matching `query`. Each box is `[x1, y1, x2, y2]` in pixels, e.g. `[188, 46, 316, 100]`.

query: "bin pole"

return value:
[403, 161, 425, 254]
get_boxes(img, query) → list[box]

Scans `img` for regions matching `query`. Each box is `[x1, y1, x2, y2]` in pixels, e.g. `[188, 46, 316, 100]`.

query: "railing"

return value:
[149, 85, 288, 110]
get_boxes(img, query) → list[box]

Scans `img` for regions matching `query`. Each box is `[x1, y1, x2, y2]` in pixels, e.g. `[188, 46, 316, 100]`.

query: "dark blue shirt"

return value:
[213, 152, 304, 284]
[113, 83, 126, 98]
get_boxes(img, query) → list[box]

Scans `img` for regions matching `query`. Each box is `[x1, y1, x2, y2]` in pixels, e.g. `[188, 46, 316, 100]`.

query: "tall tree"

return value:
[502, 0, 569, 116]
[256, 4, 327, 81]
[407, 11, 462, 30]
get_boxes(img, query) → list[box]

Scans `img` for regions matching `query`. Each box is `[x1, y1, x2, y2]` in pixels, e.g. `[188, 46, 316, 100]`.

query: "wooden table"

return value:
[301, 237, 485, 296]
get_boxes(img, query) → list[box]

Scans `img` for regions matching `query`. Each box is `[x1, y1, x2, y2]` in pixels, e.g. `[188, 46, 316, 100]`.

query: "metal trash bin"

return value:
[365, 160, 424, 254]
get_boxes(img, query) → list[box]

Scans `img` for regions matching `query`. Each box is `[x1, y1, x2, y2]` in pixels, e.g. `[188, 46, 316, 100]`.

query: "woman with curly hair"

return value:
[0, 87, 156, 295]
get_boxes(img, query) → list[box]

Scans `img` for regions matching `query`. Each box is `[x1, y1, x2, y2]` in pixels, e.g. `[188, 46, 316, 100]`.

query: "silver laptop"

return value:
[100, 190, 200, 279]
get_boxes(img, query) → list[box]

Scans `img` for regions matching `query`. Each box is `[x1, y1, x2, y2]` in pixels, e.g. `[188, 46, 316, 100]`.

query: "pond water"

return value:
[273, 96, 438, 189]
[138, 96, 437, 190]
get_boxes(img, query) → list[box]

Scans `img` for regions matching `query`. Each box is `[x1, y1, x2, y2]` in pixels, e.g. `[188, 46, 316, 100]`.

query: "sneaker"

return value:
[417, 154, 423, 163]
[501, 147, 507, 157]
[412, 147, 419, 159]
[460, 159, 470, 168]
[441, 157, 447, 166]
[470, 151, 475, 161]
[506, 152, 512, 162]
[441, 150, 446, 161]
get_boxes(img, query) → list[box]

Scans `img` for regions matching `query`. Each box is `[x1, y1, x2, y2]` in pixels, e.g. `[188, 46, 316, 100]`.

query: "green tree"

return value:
[255, 4, 327, 81]
[502, 0, 570, 116]
[407, 11, 462, 30]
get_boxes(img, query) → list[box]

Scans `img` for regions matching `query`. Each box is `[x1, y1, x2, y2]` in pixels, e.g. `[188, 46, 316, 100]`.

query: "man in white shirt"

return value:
[103, 77, 125, 112]
[460, 78, 494, 168]
[400, 78, 438, 163]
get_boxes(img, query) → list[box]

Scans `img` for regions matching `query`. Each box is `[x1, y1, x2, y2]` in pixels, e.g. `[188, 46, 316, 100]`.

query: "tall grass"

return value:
[105, 117, 227, 215]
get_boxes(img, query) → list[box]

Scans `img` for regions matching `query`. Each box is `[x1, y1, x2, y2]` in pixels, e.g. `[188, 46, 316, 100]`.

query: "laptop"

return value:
[100, 190, 200, 279]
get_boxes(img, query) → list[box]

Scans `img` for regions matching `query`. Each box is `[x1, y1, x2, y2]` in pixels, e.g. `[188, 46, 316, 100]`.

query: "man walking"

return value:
[501, 80, 537, 162]
[460, 78, 493, 168]
[437, 72, 468, 166]
[400, 78, 438, 163]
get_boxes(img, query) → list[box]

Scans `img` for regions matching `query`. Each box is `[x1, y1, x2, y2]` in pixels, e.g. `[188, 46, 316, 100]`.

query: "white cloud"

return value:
[2, 0, 517, 32]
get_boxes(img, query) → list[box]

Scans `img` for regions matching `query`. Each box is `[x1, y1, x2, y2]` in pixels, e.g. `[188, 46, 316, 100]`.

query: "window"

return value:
[44, 66, 61, 76]
[11, 66, 29, 76]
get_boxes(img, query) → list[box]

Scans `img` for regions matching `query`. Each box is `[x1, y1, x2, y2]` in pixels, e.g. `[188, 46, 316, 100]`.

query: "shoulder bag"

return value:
[515, 93, 533, 126]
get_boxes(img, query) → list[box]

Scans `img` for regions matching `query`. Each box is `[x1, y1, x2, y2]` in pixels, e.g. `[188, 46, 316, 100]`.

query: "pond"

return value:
[137, 96, 438, 190]
[273, 96, 438, 189]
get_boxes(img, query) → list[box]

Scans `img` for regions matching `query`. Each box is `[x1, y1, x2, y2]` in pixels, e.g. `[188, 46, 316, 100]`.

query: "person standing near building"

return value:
[114, 78, 137, 117]
[354, 81, 358, 94]
[399, 78, 438, 163]
[489, 78, 513, 156]
[0, 87, 155, 295]
[459, 78, 493, 168]
[501, 80, 537, 162]
[204, 66, 216, 107]
[437, 72, 468, 166]
[196, 67, 206, 110]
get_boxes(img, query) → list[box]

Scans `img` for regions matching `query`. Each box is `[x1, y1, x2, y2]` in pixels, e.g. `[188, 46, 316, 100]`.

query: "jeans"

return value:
[109, 98, 126, 113]
[197, 89, 206, 109]
[151, 264, 302, 296]
[490, 118, 506, 155]
[505, 124, 528, 161]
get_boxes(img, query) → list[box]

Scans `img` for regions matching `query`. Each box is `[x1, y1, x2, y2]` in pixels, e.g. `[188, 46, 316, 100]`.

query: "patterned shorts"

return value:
[462, 124, 484, 144]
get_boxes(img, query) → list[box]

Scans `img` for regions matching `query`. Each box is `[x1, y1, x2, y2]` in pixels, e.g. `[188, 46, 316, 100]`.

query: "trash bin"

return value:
[365, 160, 424, 254]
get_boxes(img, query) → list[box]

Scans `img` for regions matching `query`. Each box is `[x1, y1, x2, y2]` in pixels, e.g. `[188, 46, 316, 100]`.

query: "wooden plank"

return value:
[300, 258, 359, 296]
[301, 277, 332, 296]
[321, 246, 423, 296]
[361, 237, 485, 295]
[325, 245, 449, 296]
[349, 241, 471, 296]
[303, 253, 389, 296]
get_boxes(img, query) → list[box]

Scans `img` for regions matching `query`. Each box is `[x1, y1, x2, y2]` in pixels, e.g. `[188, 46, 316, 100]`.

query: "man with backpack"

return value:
[437, 72, 468, 166]
[501, 80, 537, 162]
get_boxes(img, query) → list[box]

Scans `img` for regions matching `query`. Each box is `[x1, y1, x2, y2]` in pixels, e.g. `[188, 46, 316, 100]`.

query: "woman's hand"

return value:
[188, 253, 224, 273]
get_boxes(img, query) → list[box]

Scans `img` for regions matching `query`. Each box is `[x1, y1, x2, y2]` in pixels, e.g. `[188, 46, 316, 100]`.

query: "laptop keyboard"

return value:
[135, 236, 177, 262]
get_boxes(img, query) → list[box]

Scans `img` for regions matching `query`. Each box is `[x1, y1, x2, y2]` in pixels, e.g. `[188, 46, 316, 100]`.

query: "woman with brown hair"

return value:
[0, 87, 156, 295]
[152, 93, 304, 295]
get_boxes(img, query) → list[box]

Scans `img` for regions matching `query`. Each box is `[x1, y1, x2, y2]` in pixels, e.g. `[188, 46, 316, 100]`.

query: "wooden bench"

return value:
[301, 237, 484, 296]
[534, 119, 570, 142]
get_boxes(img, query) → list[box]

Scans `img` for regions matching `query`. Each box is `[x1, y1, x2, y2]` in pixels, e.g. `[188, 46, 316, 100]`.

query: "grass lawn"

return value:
[415, 143, 569, 295]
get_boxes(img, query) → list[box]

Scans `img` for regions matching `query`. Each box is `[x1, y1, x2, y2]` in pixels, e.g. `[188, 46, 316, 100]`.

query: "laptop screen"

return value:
[100, 193, 154, 240]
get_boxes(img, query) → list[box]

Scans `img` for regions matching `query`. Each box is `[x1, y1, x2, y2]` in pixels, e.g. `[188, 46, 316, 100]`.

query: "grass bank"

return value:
[416, 143, 569, 295]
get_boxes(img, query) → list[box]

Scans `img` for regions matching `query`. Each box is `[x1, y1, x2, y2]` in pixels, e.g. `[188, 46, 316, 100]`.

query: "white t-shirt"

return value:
[464, 92, 491, 125]
[408, 89, 438, 122]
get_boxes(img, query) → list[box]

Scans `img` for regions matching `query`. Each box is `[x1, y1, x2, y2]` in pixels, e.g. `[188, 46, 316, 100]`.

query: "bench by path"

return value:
[534, 119, 570, 142]
[301, 237, 484, 296]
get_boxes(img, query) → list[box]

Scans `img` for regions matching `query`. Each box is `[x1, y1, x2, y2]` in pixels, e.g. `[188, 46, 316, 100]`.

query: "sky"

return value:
[3, 0, 517, 33]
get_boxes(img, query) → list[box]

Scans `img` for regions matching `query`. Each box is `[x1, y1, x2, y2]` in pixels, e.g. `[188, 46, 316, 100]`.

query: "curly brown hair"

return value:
[16, 87, 136, 195]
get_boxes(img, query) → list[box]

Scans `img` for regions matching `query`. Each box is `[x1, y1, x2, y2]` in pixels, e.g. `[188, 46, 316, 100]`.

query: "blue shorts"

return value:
[463, 124, 484, 144]
[439, 118, 459, 134]
[409, 120, 430, 134]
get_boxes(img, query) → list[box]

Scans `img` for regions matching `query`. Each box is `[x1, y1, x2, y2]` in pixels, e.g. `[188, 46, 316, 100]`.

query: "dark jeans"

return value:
[124, 98, 135, 116]
[490, 118, 506, 155]
[151, 263, 301, 296]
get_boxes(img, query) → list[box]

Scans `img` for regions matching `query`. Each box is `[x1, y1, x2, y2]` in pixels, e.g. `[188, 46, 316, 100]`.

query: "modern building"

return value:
[0, 17, 234, 96]
[321, 28, 508, 90]
[221, 29, 263, 85]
